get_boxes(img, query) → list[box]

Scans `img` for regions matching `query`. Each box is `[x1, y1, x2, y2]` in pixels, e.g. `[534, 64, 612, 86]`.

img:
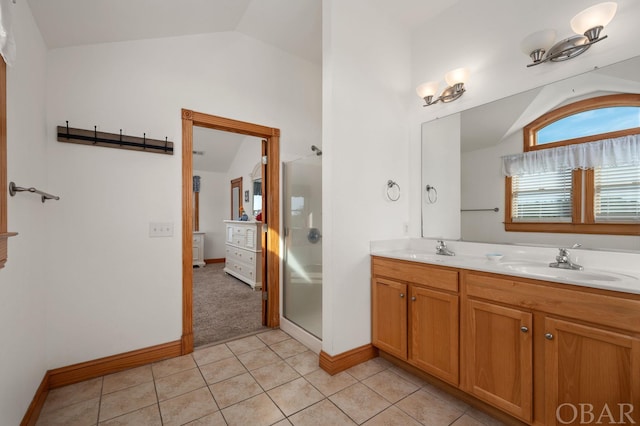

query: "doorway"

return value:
[181, 109, 280, 354]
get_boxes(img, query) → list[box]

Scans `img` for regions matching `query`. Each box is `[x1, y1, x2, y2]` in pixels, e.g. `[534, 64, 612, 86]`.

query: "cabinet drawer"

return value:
[372, 256, 458, 292]
[464, 272, 640, 333]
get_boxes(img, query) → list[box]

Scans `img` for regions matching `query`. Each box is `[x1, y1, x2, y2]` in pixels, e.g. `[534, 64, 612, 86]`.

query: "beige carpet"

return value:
[193, 263, 267, 347]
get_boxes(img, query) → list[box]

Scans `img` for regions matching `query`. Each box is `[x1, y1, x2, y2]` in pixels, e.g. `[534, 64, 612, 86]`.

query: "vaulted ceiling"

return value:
[26, 0, 458, 65]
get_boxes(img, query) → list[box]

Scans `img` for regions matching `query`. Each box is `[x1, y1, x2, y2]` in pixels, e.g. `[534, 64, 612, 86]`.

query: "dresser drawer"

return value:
[225, 258, 260, 283]
[225, 246, 258, 265]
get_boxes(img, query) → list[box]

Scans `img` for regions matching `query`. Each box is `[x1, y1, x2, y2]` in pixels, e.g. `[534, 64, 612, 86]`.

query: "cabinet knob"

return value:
[400, 293, 405, 298]
[545, 333, 554, 340]
[411, 296, 416, 301]
[520, 326, 529, 333]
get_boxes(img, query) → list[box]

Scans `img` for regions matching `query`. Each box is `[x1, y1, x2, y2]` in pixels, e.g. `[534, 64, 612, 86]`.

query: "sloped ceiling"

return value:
[192, 127, 245, 173]
[26, 0, 462, 66]
[27, 0, 322, 64]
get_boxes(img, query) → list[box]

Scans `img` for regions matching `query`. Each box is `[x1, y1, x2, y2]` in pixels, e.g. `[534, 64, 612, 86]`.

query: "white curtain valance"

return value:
[501, 134, 640, 177]
[0, 0, 15, 67]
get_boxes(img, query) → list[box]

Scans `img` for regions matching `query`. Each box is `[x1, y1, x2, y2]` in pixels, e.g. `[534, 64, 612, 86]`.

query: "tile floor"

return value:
[36, 329, 505, 426]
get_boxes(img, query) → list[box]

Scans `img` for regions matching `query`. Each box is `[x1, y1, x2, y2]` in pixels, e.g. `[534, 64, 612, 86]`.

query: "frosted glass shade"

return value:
[520, 29, 557, 55]
[444, 67, 470, 86]
[416, 81, 439, 98]
[570, 2, 617, 35]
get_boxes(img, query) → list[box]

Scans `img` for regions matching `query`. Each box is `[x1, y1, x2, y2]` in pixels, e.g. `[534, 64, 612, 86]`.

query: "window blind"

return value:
[512, 170, 573, 222]
[594, 165, 640, 222]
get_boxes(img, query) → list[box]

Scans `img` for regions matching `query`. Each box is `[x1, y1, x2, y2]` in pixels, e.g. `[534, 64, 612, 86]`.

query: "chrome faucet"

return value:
[436, 240, 455, 256]
[549, 244, 583, 270]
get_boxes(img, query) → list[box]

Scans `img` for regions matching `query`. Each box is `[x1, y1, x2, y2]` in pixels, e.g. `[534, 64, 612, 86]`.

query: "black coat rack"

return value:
[57, 122, 173, 155]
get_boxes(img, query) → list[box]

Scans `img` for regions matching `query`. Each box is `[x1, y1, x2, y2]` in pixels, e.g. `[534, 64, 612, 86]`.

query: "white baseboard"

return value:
[279, 317, 322, 354]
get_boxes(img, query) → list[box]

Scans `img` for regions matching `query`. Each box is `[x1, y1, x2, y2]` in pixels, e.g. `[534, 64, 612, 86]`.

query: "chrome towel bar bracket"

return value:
[9, 182, 60, 203]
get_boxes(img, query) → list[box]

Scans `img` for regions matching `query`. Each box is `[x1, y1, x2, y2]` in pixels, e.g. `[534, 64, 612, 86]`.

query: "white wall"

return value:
[44, 32, 321, 368]
[0, 2, 48, 424]
[322, 0, 412, 355]
[421, 114, 461, 240]
[194, 170, 227, 259]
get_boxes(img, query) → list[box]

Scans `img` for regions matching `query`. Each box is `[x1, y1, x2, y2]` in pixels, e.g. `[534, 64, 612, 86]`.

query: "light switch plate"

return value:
[149, 222, 174, 237]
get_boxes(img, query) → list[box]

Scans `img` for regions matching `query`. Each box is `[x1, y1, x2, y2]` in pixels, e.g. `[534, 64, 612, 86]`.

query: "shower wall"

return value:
[283, 156, 322, 339]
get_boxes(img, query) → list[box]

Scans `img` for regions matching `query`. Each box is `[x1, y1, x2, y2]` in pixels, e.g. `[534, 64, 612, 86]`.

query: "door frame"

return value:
[230, 177, 243, 219]
[181, 109, 280, 354]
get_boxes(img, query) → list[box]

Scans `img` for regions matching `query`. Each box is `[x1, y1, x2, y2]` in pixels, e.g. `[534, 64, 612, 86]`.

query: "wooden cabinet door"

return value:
[372, 277, 407, 360]
[545, 318, 640, 425]
[409, 285, 459, 385]
[465, 299, 533, 422]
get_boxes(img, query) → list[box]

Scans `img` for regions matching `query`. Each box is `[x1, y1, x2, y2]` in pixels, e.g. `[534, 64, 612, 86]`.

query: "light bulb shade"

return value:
[520, 29, 557, 55]
[416, 81, 439, 98]
[570, 2, 617, 35]
[444, 67, 470, 86]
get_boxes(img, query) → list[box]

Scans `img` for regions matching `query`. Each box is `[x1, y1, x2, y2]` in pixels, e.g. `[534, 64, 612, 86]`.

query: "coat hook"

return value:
[143, 133, 146, 150]
[66, 120, 69, 138]
[93, 126, 98, 144]
[119, 129, 123, 146]
[164, 137, 168, 152]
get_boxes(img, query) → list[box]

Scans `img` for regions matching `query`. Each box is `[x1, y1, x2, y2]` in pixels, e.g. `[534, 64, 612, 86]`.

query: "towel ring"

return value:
[386, 180, 400, 201]
[425, 184, 438, 204]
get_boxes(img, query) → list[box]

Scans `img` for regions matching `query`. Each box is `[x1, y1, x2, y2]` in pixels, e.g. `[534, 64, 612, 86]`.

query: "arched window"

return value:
[504, 94, 640, 235]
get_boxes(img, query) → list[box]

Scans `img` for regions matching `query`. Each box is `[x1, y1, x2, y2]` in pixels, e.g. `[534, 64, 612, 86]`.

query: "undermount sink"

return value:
[498, 261, 635, 282]
[404, 252, 445, 262]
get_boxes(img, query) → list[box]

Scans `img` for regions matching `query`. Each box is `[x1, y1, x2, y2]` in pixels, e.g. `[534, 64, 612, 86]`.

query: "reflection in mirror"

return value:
[231, 177, 242, 220]
[422, 55, 640, 251]
[250, 161, 262, 217]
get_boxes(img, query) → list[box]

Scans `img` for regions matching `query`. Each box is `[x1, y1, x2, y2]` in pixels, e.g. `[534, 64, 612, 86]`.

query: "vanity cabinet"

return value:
[463, 298, 532, 422]
[463, 270, 640, 425]
[371, 277, 407, 359]
[372, 256, 640, 425]
[410, 285, 459, 385]
[371, 256, 459, 386]
[544, 317, 640, 425]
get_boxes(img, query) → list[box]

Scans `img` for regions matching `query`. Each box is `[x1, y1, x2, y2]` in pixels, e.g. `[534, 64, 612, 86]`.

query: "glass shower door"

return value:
[283, 156, 322, 339]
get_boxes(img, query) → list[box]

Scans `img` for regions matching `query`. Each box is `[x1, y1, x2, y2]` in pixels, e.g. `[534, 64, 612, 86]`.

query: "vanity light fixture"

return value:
[416, 67, 470, 107]
[522, 2, 617, 67]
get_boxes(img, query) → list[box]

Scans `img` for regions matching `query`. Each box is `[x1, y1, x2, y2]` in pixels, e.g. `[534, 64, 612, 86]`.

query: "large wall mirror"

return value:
[421, 55, 640, 251]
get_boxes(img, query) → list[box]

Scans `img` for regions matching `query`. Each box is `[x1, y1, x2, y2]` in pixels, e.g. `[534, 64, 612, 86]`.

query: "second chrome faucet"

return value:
[549, 244, 583, 270]
[436, 240, 455, 256]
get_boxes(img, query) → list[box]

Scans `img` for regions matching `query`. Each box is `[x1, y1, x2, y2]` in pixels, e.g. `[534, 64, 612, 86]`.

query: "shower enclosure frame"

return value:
[282, 152, 322, 340]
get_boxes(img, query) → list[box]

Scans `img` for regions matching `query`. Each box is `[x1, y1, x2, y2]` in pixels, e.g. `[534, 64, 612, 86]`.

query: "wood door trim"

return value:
[230, 177, 243, 219]
[261, 139, 268, 325]
[181, 109, 280, 355]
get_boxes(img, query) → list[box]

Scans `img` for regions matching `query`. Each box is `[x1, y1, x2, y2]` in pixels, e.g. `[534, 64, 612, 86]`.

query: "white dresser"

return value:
[192, 231, 206, 267]
[223, 220, 262, 289]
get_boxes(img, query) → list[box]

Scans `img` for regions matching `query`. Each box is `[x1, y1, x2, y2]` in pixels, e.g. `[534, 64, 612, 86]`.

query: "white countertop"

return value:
[371, 239, 640, 295]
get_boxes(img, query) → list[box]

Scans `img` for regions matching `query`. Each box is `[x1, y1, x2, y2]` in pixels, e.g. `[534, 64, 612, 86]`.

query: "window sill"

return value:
[505, 222, 640, 236]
